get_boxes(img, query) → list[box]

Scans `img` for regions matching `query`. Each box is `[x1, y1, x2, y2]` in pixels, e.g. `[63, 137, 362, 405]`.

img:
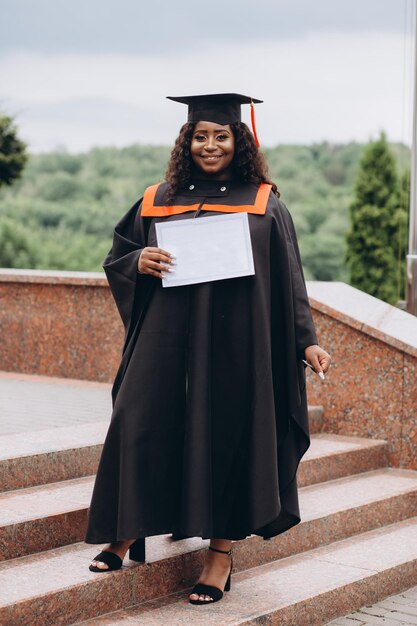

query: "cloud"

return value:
[0, 30, 414, 152]
[1, 0, 407, 54]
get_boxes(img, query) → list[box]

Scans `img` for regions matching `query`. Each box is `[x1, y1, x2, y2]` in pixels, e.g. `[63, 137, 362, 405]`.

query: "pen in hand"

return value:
[302, 359, 325, 380]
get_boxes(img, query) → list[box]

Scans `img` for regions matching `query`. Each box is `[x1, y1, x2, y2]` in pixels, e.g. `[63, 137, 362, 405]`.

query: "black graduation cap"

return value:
[166, 93, 262, 146]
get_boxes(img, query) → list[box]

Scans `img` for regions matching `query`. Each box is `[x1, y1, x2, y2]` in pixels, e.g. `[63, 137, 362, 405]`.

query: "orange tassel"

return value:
[250, 98, 261, 148]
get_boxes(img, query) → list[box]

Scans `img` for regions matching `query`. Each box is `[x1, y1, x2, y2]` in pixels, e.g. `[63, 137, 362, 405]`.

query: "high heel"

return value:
[129, 537, 145, 562]
[188, 545, 233, 605]
[89, 537, 146, 573]
[224, 569, 231, 592]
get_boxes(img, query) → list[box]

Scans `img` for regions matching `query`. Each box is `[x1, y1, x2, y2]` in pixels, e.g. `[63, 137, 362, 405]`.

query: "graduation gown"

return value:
[84, 178, 319, 543]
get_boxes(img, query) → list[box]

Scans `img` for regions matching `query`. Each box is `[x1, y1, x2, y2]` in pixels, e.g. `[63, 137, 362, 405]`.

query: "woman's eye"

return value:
[216, 134, 228, 141]
[194, 135, 206, 141]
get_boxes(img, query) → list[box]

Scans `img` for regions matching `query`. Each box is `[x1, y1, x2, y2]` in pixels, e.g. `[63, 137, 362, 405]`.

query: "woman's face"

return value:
[190, 121, 235, 179]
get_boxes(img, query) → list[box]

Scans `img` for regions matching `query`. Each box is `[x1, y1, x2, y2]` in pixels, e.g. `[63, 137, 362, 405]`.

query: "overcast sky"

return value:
[1, 0, 415, 152]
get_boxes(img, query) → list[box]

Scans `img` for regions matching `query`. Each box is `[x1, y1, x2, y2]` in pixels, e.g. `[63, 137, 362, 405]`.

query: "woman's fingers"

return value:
[143, 247, 174, 263]
[148, 269, 163, 278]
[147, 260, 173, 273]
[139, 265, 170, 276]
[138, 250, 175, 278]
[310, 352, 323, 374]
[138, 247, 175, 276]
[146, 252, 174, 265]
[314, 353, 331, 375]
[319, 354, 331, 374]
[304, 346, 331, 376]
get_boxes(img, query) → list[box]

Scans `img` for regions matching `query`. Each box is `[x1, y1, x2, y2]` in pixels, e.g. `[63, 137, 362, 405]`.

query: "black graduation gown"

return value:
[84, 179, 319, 543]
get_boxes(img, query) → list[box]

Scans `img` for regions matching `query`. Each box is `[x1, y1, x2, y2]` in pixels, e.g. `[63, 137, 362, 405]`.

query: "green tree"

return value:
[0, 219, 38, 267]
[0, 114, 28, 187]
[392, 167, 410, 301]
[345, 132, 400, 304]
[301, 232, 347, 281]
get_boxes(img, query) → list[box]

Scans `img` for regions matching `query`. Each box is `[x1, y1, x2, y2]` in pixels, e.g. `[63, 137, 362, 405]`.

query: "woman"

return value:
[85, 93, 331, 605]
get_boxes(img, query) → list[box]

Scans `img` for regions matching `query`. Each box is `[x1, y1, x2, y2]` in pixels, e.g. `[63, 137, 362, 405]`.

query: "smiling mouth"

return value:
[201, 155, 223, 161]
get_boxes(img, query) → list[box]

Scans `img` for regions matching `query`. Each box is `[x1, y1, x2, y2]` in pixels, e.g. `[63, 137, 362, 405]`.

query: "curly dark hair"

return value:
[164, 121, 279, 202]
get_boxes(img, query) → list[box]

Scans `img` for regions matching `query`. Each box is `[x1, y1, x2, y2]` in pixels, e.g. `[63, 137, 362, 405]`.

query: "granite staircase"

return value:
[1, 399, 417, 626]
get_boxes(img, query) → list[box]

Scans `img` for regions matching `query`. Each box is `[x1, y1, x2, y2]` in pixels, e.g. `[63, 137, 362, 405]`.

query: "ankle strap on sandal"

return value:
[209, 545, 232, 555]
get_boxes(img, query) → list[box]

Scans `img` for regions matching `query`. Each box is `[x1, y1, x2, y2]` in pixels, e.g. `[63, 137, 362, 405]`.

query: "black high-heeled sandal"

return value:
[88, 537, 145, 572]
[188, 545, 233, 605]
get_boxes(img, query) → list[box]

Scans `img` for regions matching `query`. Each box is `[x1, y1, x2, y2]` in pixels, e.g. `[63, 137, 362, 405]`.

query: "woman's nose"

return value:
[204, 138, 217, 151]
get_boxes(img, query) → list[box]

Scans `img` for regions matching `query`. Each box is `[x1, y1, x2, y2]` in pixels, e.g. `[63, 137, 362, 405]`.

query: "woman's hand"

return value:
[304, 344, 331, 376]
[138, 247, 174, 279]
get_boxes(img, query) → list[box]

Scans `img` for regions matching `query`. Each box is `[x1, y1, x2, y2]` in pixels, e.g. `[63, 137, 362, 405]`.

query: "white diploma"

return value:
[155, 212, 255, 288]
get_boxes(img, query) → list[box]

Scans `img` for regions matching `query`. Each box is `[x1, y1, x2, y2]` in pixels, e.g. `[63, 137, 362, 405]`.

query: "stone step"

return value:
[0, 422, 107, 492]
[0, 475, 92, 560]
[3, 516, 417, 626]
[298, 432, 388, 486]
[73, 517, 417, 626]
[308, 404, 324, 433]
[1, 469, 417, 624]
[0, 411, 381, 493]
[0, 439, 391, 561]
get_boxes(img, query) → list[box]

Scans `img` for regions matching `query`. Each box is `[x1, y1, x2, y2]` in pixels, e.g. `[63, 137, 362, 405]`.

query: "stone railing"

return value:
[0, 269, 119, 382]
[306, 281, 417, 470]
[0, 270, 416, 469]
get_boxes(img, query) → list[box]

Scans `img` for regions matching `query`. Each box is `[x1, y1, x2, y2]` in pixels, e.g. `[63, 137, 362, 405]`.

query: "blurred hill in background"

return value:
[0, 141, 409, 280]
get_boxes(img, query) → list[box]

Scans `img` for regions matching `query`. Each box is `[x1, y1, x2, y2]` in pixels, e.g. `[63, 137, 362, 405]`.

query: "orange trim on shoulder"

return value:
[141, 183, 272, 217]
[142, 183, 161, 214]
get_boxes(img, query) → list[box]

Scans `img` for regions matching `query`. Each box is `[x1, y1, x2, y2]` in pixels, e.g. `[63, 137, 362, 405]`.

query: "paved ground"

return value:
[0, 371, 112, 435]
[327, 586, 417, 625]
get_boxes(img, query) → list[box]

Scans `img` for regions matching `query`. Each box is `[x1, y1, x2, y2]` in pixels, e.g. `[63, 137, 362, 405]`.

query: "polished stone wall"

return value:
[306, 282, 417, 470]
[0, 269, 122, 382]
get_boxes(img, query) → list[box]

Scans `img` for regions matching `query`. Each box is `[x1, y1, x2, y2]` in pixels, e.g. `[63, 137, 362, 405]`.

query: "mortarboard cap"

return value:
[167, 92, 262, 147]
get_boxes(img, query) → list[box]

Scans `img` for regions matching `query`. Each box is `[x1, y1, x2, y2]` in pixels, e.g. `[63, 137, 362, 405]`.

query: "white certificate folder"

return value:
[155, 212, 255, 288]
